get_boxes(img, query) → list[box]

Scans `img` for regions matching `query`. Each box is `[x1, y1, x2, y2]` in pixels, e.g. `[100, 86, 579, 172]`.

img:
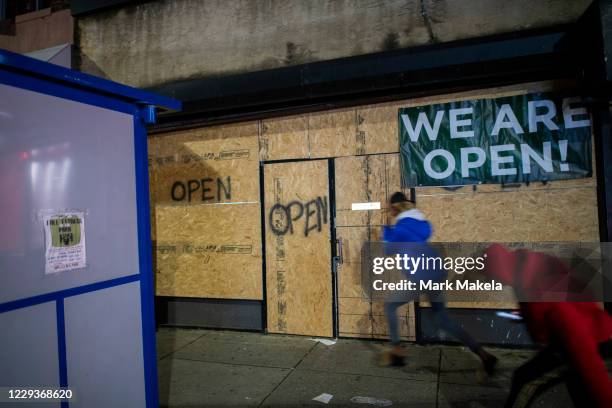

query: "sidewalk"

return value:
[156, 328, 572, 407]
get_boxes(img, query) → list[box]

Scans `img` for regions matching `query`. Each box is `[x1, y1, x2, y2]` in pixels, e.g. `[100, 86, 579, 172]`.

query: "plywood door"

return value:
[334, 154, 416, 341]
[264, 160, 333, 337]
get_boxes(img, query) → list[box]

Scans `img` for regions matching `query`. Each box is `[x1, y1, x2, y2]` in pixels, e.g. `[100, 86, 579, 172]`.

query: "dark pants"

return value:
[384, 291, 481, 353]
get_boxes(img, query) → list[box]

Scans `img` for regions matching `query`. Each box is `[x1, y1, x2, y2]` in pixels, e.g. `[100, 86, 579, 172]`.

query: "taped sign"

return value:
[399, 92, 593, 186]
[43, 211, 86, 274]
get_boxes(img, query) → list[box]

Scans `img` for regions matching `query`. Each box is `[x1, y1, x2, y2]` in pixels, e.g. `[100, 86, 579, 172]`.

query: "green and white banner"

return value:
[399, 93, 593, 187]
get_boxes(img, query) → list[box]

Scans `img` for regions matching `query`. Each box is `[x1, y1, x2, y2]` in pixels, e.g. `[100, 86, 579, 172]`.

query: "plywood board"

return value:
[337, 261, 365, 299]
[339, 314, 373, 338]
[259, 115, 310, 161]
[149, 122, 262, 300]
[384, 154, 403, 196]
[372, 315, 414, 340]
[416, 179, 598, 243]
[338, 314, 414, 341]
[334, 155, 389, 210]
[336, 210, 385, 228]
[150, 122, 260, 205]
[336, 226, 380, 264]
[336, 227, 371, 265]
[358, 105, 399, 154]
[154, 203, 262, 299]
[308, 108, 358, 158]
[334, 154, 416, 339]
[264, 160, 333, 337]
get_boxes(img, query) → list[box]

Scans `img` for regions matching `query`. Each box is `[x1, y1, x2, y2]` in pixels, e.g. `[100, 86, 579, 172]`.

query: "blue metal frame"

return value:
[0, 49, 180, 112]
[133, 115, 160, 408]
[0, 274, 140, 314]
[0, 48, 180, 408]
[56, 300, 69, 408]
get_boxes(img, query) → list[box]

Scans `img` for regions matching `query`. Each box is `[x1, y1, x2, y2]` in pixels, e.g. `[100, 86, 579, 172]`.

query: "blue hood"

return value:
[383, 209, 432, 243]
[382, 209, 445, 282]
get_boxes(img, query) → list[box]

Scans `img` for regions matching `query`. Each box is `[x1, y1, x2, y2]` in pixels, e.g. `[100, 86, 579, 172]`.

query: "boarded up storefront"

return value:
[149, 80, 599, 340]
[150, 123, 262, 300]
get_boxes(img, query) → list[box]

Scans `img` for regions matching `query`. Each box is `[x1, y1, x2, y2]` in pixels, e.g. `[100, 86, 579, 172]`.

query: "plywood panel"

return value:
[416, 179, 598, 243]
[264, 160, 333, 337]
[544, 185, 599, 241]
[372, 315, 414, 340]
[358, 105, 399, 154]
[338, 314, 414, 341]
[338, 297, 371, 316]
[334, 155, 388, 210]
[309, 108, 358, 158]
[150, 122, 259, 205]
[339, 314, 373, 338]
[337, 262, 365, 301]
[336, 210, 385, 227]
[335, 154, 416, 339]
[154, 203, 262, 299]
[385, 154, 403, 199]
[335, 155, 369, 209]
[336, 227, 371, 265]
[259, 115, 310, 161]
[371, 301, 414, 317]
[149, 122, 262, 300]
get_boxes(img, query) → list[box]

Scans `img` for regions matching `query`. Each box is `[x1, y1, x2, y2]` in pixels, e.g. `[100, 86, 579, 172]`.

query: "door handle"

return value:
[336, 237, 343, 265]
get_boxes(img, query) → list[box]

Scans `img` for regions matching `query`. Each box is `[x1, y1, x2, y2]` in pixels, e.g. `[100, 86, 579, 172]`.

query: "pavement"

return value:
[156, 328, 574, 408]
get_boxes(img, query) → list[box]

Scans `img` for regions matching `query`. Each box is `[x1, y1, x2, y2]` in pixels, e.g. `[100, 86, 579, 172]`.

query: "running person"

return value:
[382, 192, 498, 374]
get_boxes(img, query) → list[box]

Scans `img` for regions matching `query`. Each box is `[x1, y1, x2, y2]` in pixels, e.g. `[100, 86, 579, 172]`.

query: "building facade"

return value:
[9, 0, 610, 344]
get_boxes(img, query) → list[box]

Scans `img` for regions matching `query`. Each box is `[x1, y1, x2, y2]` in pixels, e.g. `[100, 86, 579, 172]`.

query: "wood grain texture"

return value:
[154, 203, 262, 299]
[149, 122, 262, 299]
[259, 115, 310, 161]
[309, 108, 358, 158]
[264, 160, 333, 337]
[334, 155, 416, 340]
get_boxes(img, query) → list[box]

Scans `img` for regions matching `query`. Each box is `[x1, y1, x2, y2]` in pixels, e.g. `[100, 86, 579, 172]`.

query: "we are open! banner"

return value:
[399, 93, 592, 187]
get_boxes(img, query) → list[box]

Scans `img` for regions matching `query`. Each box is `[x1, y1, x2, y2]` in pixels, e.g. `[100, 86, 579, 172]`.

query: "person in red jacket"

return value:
[484, 244, 612, 408]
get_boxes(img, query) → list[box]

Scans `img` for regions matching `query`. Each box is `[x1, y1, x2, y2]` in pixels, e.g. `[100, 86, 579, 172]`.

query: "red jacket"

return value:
[485, 244, 612, 408]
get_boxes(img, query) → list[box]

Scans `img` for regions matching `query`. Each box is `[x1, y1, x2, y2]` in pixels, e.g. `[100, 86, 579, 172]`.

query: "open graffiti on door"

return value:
[268, 195, 329, 237]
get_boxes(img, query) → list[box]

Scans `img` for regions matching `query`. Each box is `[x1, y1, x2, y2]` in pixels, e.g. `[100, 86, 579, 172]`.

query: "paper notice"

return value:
[44, 211, 86, 274]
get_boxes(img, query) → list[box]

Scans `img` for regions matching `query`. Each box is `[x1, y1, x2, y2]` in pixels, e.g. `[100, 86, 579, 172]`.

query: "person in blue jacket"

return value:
[382, 192, 497, 373]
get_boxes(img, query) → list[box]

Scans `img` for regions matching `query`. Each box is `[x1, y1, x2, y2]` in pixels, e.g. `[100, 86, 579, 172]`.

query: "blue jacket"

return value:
[383, 209, 432, 243]
[383, 209, 445, 282]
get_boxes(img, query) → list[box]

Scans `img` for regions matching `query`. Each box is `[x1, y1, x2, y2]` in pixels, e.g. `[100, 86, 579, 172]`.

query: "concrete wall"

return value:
[76, 0, 592, 88]
[0, 8, 73, 53]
